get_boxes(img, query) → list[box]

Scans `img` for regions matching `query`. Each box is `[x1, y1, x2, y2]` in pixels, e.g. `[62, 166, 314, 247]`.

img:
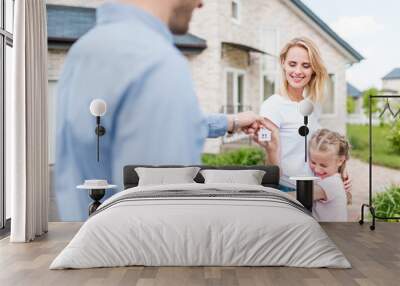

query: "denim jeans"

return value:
[278, 184, 296, 193]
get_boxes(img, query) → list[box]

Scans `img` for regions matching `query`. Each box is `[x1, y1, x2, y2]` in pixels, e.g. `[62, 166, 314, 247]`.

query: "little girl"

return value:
[309, 129, 351, 222]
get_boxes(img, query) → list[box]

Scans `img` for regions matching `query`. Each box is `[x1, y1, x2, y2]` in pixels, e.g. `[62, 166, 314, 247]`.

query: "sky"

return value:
[301, 0, 400, 91]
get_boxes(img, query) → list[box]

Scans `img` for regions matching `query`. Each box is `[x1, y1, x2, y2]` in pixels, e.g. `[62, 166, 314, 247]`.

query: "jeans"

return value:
[279, 184, 296, 193]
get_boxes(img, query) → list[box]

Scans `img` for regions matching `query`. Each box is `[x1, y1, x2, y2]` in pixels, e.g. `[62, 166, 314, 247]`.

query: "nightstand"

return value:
[290, 176, 319, 212]
[77, 180, 117, 215]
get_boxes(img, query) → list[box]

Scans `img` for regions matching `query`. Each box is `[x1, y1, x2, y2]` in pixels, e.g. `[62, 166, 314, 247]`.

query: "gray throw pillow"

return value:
[135, 167, 200, 186]
[200, 169, 266, 185]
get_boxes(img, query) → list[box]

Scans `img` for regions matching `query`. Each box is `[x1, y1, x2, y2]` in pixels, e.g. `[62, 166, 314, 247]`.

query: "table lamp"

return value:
[298, 98, 314, 162]
[90, 99, 107, 162]
[290, 98, 319, 212]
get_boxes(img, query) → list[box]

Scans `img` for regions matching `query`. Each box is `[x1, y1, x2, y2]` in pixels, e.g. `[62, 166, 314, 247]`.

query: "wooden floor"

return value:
[0, 222, 399, 286]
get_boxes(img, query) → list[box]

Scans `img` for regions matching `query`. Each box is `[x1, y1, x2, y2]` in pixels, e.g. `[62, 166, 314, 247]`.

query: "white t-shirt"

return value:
[259, 94, 321, 188]
[313, 174, 348, 222]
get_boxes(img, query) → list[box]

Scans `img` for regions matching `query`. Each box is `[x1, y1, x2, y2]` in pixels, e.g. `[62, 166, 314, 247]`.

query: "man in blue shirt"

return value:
[55, 0, 268, 221]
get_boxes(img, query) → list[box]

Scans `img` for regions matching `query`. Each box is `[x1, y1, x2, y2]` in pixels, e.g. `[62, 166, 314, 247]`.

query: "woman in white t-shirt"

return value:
[256, 37, 351, 193]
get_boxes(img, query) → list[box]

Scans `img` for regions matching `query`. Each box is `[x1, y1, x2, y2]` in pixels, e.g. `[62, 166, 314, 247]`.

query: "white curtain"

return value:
[8, 0, 49, 242]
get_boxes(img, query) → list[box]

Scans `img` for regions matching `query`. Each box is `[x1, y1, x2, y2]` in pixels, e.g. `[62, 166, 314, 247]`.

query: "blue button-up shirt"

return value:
[55, 2, 228, 221]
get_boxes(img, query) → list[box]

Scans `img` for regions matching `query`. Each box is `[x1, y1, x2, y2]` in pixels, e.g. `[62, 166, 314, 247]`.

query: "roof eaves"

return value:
[288, 0, 364, 62]
[382, 68, 400, 80]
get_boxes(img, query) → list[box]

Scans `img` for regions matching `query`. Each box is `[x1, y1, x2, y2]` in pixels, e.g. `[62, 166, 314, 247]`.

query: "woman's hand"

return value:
[342, 169, 352, 193]
[342, 168, 352, 204]
[249, 118, 281, 166]
[249, 118, 279, 150]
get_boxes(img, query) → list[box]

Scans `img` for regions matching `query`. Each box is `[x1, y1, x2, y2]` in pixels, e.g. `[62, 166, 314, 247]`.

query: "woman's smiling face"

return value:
[283, 46, 314, 91]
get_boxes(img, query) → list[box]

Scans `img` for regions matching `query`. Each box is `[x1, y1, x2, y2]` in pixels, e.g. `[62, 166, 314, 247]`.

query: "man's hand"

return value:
[227, 111, 271, 135]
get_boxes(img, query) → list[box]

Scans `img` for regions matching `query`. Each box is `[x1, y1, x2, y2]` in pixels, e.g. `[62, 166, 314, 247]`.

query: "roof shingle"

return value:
[288, 0, 363, 62]
[382, 68, 400, 80]
[46, 4, 206, 52]
[347, 82, 362, 98]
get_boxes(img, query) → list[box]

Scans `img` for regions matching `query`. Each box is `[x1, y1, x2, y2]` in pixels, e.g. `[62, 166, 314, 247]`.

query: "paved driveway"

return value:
[347, 158, 400, 221]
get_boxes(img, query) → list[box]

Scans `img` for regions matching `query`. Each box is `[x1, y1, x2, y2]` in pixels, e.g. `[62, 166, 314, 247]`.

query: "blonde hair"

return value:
[309, 129, 352, 204]
[279, 37, 328, 102]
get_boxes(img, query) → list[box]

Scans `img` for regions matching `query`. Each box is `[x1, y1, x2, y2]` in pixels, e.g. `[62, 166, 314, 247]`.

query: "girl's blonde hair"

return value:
[309, 129, 351, 178]
[279, 37, 328, 102]
[309, 129, 352, 204]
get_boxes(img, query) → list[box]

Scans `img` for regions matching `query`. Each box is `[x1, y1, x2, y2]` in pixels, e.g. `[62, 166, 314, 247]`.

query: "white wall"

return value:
[382, 79, 400, 93]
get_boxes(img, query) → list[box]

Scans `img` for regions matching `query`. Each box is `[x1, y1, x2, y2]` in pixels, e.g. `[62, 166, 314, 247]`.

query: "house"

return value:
[46, 0, 363, 156]
[379, 68, 400, 123]
[382, 68, 400, 95]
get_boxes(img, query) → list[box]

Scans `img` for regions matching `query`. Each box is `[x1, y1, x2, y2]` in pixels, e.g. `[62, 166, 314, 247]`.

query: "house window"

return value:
[226, 69, 246, 114]
[1, 0, 14, 228]
[262, 74, 276, 101]
[322, 74, 335, 114]
[231, 0, 240, 23]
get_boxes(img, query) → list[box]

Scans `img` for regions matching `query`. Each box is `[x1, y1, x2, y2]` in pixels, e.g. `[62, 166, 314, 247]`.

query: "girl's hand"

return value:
[313, 183, 327, 201]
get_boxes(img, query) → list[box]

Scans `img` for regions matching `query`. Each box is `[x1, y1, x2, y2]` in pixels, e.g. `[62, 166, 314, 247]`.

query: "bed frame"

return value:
[123, 165, 280, 190]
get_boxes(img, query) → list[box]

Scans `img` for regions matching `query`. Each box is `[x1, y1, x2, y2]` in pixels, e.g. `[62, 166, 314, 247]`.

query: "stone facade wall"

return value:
[48, 48, 68, 80]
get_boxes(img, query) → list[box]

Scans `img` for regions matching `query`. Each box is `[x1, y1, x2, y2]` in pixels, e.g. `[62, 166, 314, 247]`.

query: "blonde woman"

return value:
[256, 37, 351, 193]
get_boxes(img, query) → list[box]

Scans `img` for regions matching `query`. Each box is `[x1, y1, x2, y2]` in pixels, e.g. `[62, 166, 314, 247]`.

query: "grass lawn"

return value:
[347, 124, 400, 169]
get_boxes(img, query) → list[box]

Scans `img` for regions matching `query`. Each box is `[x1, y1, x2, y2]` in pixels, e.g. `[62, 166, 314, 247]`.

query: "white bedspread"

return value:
[50, 183, 351, 269]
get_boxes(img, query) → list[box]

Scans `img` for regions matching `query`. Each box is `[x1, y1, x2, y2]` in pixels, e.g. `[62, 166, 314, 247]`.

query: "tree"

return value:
[347, 97, 356, 114]
[362, 87, 379, 116]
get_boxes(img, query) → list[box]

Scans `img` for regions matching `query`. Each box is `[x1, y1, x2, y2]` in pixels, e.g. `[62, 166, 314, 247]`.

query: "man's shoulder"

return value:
[70, 20, 179, 66]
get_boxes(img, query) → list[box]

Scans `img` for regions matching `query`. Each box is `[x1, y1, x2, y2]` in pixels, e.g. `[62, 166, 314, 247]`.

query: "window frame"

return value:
[1, 0, 14, 230]
[231, 0, 241, 24]
[224, 67, 247, 114]
[260, 72, 277, 104]
[321, 73, 337, 118]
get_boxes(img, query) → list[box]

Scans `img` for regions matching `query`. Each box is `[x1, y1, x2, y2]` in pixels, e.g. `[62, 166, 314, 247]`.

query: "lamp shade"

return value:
[90, 99, 107, 117]
[298, 98, 314, 116]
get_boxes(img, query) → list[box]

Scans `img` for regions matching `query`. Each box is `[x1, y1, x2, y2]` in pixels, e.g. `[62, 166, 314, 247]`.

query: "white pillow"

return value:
[200, 169, 266, 185]
[135, 167, 200, 186]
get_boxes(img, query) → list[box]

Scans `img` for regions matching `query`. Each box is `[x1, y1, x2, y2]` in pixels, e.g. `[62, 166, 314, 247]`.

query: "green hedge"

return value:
[388, 121, 400, 155]
[347, 124, 400, 169]
[347, 97, 356, 114]
[202, 147, 265, 166]
[372, 185, 400, 222]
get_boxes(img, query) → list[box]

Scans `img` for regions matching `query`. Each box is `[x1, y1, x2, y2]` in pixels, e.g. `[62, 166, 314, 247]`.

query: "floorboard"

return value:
[0, 222, 399, 286]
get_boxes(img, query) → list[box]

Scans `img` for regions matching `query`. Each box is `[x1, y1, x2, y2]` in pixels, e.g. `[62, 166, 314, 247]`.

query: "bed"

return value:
[50, 165, 350, 269]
